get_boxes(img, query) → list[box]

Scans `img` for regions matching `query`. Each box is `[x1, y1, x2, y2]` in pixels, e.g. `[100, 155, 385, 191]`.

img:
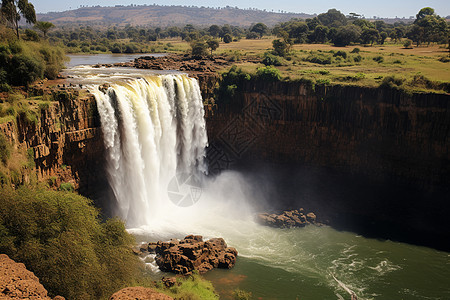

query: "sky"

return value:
[34, 0, 449, 19]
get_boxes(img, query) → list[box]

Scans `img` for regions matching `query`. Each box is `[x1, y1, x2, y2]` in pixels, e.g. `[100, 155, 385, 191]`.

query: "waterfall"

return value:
[91, 75, 208, 228]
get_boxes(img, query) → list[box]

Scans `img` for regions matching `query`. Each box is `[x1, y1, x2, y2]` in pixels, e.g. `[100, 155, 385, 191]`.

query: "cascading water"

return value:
[92, 75, 207, 228]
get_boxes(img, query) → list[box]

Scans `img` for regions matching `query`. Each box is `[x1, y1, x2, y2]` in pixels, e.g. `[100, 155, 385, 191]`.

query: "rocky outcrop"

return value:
[140, 235, 237, 275]
[0, 254, 64, 300]
[257, 209, 318, 228]
[0, 86, 107, 199]
[113, 54, 231, 73]
[109, 287, 173, 300]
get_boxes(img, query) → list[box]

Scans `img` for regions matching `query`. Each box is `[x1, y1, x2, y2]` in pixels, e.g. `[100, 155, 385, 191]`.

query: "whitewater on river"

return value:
[66, 61, 450, 300]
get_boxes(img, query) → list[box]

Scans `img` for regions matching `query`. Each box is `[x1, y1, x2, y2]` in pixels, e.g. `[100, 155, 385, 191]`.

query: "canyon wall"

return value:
[0, 89, 106, 199]
[205, 79, 449, 188]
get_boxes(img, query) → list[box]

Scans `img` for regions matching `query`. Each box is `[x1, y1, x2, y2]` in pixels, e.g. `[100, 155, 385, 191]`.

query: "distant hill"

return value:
[37, 5, 315, 27]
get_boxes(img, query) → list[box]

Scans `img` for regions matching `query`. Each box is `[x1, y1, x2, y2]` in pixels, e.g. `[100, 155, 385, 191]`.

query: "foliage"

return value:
[262, 52, 284, 66]
[0, 133, 10, 165]
[0, 0, 36, 38]
[303, 52, 332, 65]
[233, 288, 252, 300]
[0, 187, 140, 299]
[403, 39, 413, 49]
[272, 39, 290, 57]
[59, 182, 74, 192]
[373, 55, 384, 63]
[249, 22, 268, 38]
[380, 76, 405, 88]
[163, 273, 219, 299]
[332, 25, 361, 46]
[0, 40, 66, 86]
[206, 38, 219, 55]
[256, 65, 281, 81]
[34, 21, 54, 38]
[190, 40, 208, 57]
[223, 33, 233, 43]
[23, 28, 39, 41]
[333, 50, 347, 59]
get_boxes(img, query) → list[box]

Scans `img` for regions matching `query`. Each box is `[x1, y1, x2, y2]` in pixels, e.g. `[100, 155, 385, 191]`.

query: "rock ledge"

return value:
[140, 235, 237, 275]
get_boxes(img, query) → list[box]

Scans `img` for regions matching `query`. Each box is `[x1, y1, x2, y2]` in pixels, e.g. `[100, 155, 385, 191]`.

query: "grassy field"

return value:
[213, 37, 450, 92]
[159, 37, 449, 93]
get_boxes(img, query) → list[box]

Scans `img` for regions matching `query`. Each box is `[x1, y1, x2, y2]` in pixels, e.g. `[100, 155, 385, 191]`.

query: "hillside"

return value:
[37, 5, 314, 27]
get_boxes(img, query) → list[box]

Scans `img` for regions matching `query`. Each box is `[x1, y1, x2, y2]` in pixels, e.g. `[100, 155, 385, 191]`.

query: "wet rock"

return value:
[257, 209, 318, 228]
[144, 235, 237, 275]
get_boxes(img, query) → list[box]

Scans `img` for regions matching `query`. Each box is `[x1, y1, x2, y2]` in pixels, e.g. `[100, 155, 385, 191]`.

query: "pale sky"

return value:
[34, 0, 449, 19]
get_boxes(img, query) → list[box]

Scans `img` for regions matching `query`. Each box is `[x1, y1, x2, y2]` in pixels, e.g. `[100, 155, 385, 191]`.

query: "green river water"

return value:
[204, 225, 449, 299]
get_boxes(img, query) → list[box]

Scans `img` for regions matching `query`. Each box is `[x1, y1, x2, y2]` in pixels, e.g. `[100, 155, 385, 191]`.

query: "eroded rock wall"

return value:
[0, 90, 106, 198]
[206, 80, 449, 188]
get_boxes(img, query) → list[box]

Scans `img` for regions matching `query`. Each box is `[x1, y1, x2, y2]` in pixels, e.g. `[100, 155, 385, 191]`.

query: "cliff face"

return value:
[206, 80, 449, 188]
[0, 89, 106, 198]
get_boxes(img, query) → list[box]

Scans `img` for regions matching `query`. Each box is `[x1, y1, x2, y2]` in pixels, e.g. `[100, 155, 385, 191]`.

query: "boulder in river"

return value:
[257, 209, 319, 228]
[141, 235, 237, 275]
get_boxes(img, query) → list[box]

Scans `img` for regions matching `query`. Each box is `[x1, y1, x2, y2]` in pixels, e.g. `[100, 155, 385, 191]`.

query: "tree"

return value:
[379, 31, 388, 44]
[206, 39, 219, 55]
[1, 0, 36, 38]
[332, 25, 361, 47]
[410, 7, 448, 46]
[190, 40, 208, 57]
[250, 22, 268, 38]
[312, 25, 329, 43]
[223, 33, 232, 43]
[272, 39, 289, 56]
[317, 9, 347, 28]
[415, 7, 435, 21]
[361, 28, 380, 45]
[208, 25, 221, 37]
[34, 21, 54, 38]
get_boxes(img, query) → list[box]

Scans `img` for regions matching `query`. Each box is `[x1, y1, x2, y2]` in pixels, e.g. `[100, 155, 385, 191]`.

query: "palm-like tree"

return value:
[34, 21, 54, 38]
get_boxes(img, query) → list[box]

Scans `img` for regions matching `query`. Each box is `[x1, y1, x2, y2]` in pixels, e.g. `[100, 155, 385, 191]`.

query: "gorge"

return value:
[0, 62, 449, 299]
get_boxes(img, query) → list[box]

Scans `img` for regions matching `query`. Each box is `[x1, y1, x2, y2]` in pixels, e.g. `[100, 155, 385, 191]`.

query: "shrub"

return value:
[353, 55, 362, 62]
[350, 47, 360, 53]
[233, 289, 252, 300]
[223, 33, 233, 43]
[333, 50, 347, 59]
[373, 56, 384, 63]
[380, 76, 405, 88]
[9, 54, 44, 86]
[190, 40, 208, 57]
[262, 52, 284, 66]
[256, 65, 281, 81]
[0, 133, 10, 165]
[0, 187, 140, 299]
[316, 78, 331, 85]
[303, 53, 332, 65]
[438, 56, 450, 63]
[59, 182, 74, 192]
[403, 39, 413, 49]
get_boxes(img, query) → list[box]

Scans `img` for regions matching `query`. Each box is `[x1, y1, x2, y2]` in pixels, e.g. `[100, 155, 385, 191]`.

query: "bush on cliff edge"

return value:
[0, 187, 141, 299]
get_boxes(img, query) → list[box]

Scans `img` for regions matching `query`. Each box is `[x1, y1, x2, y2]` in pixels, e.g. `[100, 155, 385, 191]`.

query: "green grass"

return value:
[153, 273, 219, 300]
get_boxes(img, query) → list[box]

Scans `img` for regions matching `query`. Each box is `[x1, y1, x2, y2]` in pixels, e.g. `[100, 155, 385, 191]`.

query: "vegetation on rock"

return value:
[0, 187, 141, 300]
